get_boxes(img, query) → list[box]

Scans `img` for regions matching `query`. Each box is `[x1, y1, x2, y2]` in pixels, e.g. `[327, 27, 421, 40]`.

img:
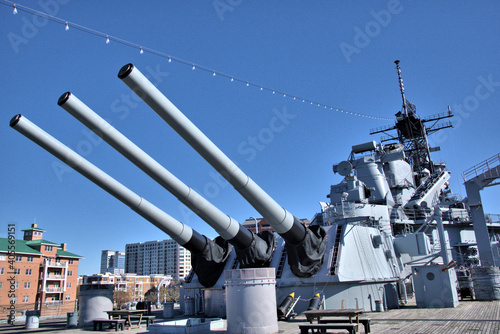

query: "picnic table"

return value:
[302, 308, 370, 333]
[105, 310, 145, 329]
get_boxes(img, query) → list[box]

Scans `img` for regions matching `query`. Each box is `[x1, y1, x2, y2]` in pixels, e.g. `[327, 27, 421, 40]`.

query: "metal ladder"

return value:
[329, 224, 343, 275]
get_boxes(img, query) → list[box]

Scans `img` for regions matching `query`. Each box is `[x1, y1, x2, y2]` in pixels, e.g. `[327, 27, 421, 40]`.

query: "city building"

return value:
[100, 250, 125, 275]
[81, 273, 171, 303]
[125, 239, 191, 280]
[0, 223, 83, 318]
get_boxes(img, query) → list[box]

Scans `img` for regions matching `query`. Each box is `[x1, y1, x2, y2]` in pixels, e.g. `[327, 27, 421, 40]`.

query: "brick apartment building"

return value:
[0, 224, 83, 319]
[81, 273, 172, 304]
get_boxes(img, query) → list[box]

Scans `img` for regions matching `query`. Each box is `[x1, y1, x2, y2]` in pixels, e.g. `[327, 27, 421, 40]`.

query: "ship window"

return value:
[426, 272, 435, 281]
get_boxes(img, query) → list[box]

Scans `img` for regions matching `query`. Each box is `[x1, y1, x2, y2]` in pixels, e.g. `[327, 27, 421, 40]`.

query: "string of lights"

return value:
[3, 0, 392, 121]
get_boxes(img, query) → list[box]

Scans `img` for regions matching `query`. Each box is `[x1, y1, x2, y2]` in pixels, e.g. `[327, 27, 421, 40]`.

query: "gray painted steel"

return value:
[163, 302, 174, 318]
[225, 268, 278, 334]
[118, 64, 302, 239]
[10, 115, 194, 246]
[25, 311, 40, 329]
[78, 284, 113, 328]
[58, 92, 249, 245]
[412, 265, 459, 308]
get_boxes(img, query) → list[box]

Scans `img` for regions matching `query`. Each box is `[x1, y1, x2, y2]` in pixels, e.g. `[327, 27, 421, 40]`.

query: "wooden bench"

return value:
[299, 323, 358, 334]
[127, 315, 155, 326]
[93, 318, 126, 331]
[319, 318, 370, 333]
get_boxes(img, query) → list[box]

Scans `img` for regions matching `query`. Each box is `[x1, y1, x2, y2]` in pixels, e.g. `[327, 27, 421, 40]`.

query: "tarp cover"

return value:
[236, 230, 276, 268]
[191, 236, 232, 288]
[286, 225, 327, 278]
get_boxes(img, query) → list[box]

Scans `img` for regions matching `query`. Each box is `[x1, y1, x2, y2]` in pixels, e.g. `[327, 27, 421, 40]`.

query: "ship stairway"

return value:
[329, 224, 344, 275]
[184, 268, 195, 283]
[405, 170, 450, 212]
[410, 170, 446, 202]
[276, 247, 287, 279]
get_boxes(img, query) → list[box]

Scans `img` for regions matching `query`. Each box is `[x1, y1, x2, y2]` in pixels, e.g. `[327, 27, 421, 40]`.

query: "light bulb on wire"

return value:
[106, 36, 110, 44]
[65, 22, 69, 31]
[13, 4, 17, 14]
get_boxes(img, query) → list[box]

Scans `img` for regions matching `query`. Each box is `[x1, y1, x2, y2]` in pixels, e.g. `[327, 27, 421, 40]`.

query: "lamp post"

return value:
[249, 216, 258, 233]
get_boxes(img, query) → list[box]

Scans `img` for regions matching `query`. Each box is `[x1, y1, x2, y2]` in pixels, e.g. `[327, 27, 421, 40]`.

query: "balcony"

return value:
[45, 274, 65, 280]
[45, 287, 64, 293]
[44, 300, 63, 306]
[43, 260, 68, 268]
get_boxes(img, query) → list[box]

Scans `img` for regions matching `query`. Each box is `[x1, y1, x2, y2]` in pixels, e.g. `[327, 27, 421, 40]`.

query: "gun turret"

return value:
[10, 114, 229, 287]
[57, 92, 274, 269]
[118, 64, 327, 277]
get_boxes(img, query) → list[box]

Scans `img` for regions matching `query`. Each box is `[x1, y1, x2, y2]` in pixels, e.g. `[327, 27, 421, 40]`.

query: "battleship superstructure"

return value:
[10, 61, 500, 319]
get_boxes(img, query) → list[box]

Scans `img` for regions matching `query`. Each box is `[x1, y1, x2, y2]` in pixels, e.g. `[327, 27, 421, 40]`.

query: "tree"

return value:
[114, 290, 133, 309]
[144, 286, 158, 303]
[159, 280, 180, 303]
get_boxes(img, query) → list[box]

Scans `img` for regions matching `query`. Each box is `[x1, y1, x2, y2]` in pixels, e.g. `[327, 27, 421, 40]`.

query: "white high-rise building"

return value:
[100, 250, 125, 274]
[125, 239, 191, 280]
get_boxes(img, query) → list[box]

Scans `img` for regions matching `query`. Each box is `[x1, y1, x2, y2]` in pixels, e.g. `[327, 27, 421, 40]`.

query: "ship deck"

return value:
[1, 300, 499, 333]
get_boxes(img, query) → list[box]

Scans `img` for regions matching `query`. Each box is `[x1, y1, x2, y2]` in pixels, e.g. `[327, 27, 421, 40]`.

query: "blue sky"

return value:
[1, 1, 499, 275]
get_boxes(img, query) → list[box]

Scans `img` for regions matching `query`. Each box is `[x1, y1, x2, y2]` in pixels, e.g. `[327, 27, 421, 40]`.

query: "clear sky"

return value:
[1, 1, 499, 275]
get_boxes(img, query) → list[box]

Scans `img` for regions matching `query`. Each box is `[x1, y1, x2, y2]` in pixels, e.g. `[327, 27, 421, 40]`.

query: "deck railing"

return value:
[462, 153, 500, 183]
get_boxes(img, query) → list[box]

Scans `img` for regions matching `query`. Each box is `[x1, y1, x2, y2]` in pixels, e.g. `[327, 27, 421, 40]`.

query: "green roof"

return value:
[22, 226, 46, 232]
[25, 239, 60, 246]
[0, 238, 83, 258]
[0, 238, 43, 255]
[57, 249, 84, 259]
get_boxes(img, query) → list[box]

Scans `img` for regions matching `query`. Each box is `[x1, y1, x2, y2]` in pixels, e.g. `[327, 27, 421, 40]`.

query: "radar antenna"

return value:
[369, 61, 455, 185]
[394, 60, 408, 116]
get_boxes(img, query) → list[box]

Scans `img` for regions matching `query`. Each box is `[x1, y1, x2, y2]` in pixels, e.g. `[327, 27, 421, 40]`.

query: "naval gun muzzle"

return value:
[118, 64, 327, 277]
[57, 92, 274, 269]
[10, 114, 228, 287]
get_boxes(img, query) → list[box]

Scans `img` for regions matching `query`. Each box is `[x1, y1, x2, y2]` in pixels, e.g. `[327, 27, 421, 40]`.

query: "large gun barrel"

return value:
[118, 64, 327, 277]
[10, 114, 229, 287]
[9, 114, 203, 251]
[118, 64, 305, 243]
[57, 92, 273, 267]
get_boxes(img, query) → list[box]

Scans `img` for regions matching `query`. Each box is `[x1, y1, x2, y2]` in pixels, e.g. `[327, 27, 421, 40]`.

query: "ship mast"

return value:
[370, 61, 454, 184]
[395, 60, 408, 116]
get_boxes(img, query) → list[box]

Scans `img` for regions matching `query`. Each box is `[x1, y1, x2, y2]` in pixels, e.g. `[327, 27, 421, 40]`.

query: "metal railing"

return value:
[44, 260, 68, 268]
[45, 274, 64, 280]
[486, 214, 500, 225]
[44, 300, 63, 306]
[462, 153, 500, 183]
